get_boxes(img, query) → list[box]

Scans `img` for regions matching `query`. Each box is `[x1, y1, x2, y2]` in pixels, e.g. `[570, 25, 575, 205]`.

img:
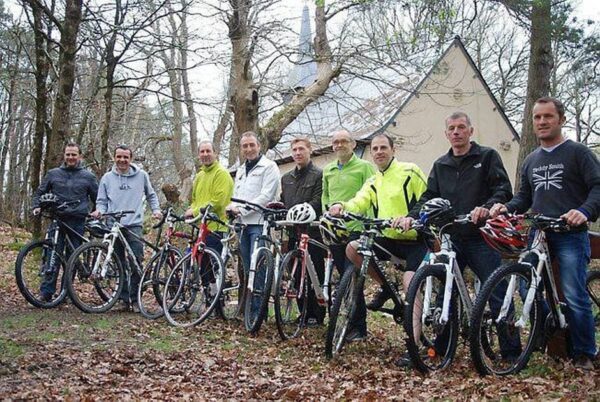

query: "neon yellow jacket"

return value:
[344, 159, 427, 240]
[189, 162, 234, 232]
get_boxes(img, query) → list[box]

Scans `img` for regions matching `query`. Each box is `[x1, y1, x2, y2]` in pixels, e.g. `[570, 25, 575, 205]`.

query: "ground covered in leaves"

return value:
[0, 226, 598, 400]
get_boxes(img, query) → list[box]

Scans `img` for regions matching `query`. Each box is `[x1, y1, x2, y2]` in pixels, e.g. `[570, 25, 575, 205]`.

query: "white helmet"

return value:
[286, 203, 316, 224]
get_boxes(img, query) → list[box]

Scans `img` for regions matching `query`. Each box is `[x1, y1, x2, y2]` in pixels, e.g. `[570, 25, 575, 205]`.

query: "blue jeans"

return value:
[454, 236, 522, 357]
[40, 218, 85, 297]
[546, 230, 597, 358]
[239, 225, 265, 314]
[115, 226, 144, 304]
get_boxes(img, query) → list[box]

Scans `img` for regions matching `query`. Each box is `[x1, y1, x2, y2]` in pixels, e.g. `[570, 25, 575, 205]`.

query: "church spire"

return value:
[284, 3, 317, 102]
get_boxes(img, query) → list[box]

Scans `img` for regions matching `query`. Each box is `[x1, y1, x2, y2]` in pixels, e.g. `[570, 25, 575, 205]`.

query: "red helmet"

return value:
[480, 215, 528, 255]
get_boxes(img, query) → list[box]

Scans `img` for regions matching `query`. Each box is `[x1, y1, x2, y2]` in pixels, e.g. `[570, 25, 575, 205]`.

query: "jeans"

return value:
[201, 232, 224, 285]
[546, 230, 597, 358]
[453, 236, 522, 357]
[239, 224, 265, 314]
[115, 226, 144, 304]
[40, 218, 85, 297]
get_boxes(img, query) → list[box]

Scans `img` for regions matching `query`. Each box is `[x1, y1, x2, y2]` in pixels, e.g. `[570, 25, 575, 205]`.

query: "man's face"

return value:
[198, 143, 216, 166]
[532, 102, 564, 141]
[241, 136, 260, 161]
[370, 136, 394, 170]
[292, 141, 311, 168]
[445, 116, 473, 150]
[332, 131, 355, 161]
[63, 146, 81, 168]
[114, 148, 132, 173]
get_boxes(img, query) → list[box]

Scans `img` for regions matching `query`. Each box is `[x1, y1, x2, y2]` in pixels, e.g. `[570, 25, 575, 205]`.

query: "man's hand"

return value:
[152, 211, 163, 220]
[226, 205, 241, 216]
[32, 208, 41, 216]
[328, 203, 344, 216]
[489, 203, 507, 218]
[184, 208, 194, 218]
[561, 209, 588, 226]
[470, 206, 490, 224]
[393, 216, 413, 231]
[91, 210, 102, 219]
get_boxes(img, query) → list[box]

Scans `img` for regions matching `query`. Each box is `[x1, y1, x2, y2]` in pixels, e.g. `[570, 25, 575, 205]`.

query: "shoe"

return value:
[131, 303, 140, 314]
[115, 300, 131, 312]
[39, 292, 53, 303]
[346, 328, 367, 342]
[394, 352, 413, 368]
[306, 317, 322, 327]
[573, 355, 594, 371]
[366, 287, 392, 310]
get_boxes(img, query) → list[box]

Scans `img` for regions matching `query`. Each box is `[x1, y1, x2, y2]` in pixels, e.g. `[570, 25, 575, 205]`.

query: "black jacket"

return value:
[281, 161, 323, 239]
[32, 162, 99, 219]
[408, 142, 512, 237]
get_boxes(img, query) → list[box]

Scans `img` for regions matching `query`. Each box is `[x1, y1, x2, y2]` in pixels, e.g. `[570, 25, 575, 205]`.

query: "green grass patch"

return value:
[5, 241, 26, 251]
[0, 337, 24, 359]
[92, 318, 113, 330]
[146, 338, 177, 352]
[519, 360, 551, 377]
[1, 312, 42, 330]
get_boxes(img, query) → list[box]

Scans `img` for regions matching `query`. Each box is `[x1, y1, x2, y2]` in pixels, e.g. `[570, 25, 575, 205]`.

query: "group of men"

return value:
[33, 96, 598, 370]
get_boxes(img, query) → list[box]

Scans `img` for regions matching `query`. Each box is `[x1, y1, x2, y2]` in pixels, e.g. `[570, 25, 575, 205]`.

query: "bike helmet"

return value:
[419, 198, 455, 228]
[286, 203, 317, 224]
[265, 201, 288, 220]
[319, 215, 349, 246]
[39, 193, 59, 210]
[479, 215, 528, 255]
[86, 219, 110, 238]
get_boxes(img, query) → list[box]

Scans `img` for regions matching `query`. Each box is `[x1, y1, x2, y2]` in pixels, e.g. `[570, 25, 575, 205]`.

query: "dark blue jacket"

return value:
[32, 162, 98, 219]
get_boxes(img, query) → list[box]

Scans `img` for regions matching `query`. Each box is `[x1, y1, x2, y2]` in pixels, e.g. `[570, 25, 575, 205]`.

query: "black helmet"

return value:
[86, 220, 110, 238]
[39, 193, 59, 210]
[319, 215, 349, 246]
[419, 198, 455, 228]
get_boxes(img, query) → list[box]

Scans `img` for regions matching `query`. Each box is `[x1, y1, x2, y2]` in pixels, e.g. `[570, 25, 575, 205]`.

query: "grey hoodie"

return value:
[96, 164, 160, 227]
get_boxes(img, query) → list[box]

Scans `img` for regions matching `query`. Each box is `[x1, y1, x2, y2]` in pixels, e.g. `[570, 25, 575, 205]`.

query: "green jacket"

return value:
[189, 162, 234, 232]
[344, 159, 427, 240]
[322, 153, 375, 232]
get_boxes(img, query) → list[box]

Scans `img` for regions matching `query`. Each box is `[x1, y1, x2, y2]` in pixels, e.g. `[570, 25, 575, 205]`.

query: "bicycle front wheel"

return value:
[469, 262, 543, 376]
[217, 250, 245, 321]
[15, 240, 68, 308]
[325, 265, 360, 359]
[274, 249, 308, 340]
[163, 247, 224, 327]
[587, 270, 600, 328]
[403, 264, 459, 372]
[66, 241, 124, 313]
[137, 246, 182, 319]
[244, 248, 275, 333]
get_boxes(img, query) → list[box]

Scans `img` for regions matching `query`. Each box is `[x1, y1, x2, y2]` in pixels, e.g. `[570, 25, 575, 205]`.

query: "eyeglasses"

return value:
[332, 139, 351, 146]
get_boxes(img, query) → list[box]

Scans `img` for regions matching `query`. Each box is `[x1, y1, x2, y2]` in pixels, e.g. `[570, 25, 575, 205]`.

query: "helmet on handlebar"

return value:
[319, 215, 349, 246]
[479, 215, 528, 255]
[39, 193, 59, 210]
[286, 203, 316, 224]
[419, 198, 455, 228]
[86, 219, 111, 238]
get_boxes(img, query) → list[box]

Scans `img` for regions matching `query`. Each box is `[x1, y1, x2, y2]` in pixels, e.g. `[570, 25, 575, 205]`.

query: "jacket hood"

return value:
[111, 163, 140, 177]
[60, 161, 84, 171]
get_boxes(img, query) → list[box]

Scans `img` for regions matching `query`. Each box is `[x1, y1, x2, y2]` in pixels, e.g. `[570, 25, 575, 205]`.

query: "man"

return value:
[281, 137, 325, 325]
[329, 133, 429, 340]
[92, 145, 162, 310]
[32, 142, 98, 302]
[227, 132, 280, 314]
[185, 140, 234, 253]
[490, 97, 600, 370]
[322, 130, 375, 330]
[399, 111, 518, 366]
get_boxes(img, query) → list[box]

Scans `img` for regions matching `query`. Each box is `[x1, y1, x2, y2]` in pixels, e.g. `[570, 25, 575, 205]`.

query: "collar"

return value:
[293, 161, 313, 177]
[201, 162, 218, 172]
[379, 158, 395, 174]
[440, 142, 481, 165]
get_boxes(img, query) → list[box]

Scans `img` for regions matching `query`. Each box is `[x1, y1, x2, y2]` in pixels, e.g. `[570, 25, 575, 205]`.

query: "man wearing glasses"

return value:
[92, 145, 162, 310]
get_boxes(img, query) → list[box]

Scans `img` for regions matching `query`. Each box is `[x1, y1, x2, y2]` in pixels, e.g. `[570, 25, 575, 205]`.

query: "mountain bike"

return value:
[588, 270, 600, 328]
[66, 210, 160, 313]
[15, 196, 89, 308]
[161, 205, 226, 327]
[469, 213, 591, 375]
[325, 212, 421, 359]
[230, 197, 287, 334]
[137, 208, 190, 319]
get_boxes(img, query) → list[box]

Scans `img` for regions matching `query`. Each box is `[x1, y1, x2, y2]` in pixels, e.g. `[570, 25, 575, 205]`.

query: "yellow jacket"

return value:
[190, 162, 234, 232]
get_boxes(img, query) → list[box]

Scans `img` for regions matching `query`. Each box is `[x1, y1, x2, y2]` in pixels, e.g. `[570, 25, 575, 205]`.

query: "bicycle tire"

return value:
[469, 262, 543, 376]
[137, 246, 182, 319]
[274, 249, 309, 340]
[587, 270, 600, 328]
[217, 250, 246, 320]
[325, 265, 360, 359]
[244, 248, 275, 333]
[15, 240, 68, 308]
[66, 240, 125, 313]
[163, 247, 225, 327]
[403, 264, 459, 372]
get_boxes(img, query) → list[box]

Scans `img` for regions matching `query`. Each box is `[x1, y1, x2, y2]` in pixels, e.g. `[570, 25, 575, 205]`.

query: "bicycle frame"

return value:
[247, 220, 282, 294]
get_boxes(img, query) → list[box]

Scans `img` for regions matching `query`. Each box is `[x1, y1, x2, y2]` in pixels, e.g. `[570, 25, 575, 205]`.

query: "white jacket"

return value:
[232, 156, 281, 224]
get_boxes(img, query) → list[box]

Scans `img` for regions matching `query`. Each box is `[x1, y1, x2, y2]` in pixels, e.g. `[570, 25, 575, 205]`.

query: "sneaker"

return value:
[306, 317, 322, 327]
[346, 328, 367, 342]
[573, 355, 594, 371]
[394, 352, 413, 368]
[115, 300, 131, 312]
[366, 286, 392, 310]
[39, 292, 53, 303]
[131, 303, 140, 314]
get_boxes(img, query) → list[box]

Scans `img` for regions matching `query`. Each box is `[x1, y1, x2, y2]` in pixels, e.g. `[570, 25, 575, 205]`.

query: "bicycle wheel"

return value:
[403, 264, 459, 372]
[244, 248, 275, 333]
[325, 265, 360, 359]
[66, 241, 124, 313]
[587, 270, 600, 328]
[217, 250, 245, 320]
[15, 240, 68, 308]
[274, 250, 309, 340]
[163, 247, 224, 327]
[469, 263, 543, 376]
[137, 246, 182, 319]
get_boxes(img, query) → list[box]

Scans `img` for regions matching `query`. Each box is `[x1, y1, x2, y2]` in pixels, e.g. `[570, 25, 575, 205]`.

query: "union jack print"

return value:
[533, 169, 563, 191]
